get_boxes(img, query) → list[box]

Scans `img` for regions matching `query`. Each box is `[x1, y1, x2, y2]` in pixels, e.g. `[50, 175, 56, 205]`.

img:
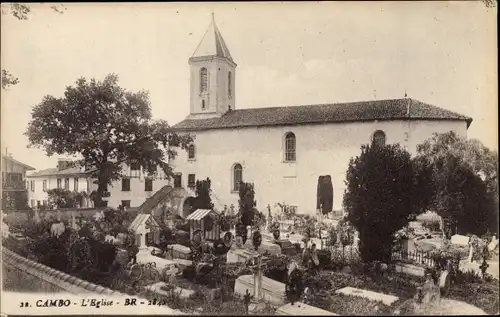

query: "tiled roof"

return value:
[171, 98, 472, 132]
[28, 166, 96, 177]
[191, 14, 233, 61]
[2, 156, 35, 170]
[186, 209, 215, 221]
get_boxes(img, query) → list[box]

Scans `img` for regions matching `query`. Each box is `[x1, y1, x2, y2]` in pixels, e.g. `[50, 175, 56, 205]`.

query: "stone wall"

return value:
[2, 248, 124, 295]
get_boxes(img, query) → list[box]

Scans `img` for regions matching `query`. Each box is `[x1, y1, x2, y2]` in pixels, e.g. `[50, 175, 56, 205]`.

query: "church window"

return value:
[372, 130, 386, 147]
[284, 132, 296, 162]
[232, 164, 243, 192]
[201, 100, 206, 110]
[228, 72, 232, 98]
[188, 144, 196, 160]
[200, 68, 208, 93]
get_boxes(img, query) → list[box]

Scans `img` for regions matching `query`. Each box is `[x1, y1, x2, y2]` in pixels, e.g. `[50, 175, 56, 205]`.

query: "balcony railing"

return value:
[2, 179, 27, 190]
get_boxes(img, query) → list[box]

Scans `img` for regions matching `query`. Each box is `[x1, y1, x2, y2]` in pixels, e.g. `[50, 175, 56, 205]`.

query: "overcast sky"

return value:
[1, 2, 497, 171]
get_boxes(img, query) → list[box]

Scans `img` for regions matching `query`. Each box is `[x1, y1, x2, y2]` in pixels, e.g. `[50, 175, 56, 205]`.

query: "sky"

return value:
[1, 1, 497, 171]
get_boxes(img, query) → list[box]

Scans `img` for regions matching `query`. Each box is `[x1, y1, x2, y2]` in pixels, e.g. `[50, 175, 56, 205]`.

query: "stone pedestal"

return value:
[227, 248, 259, 264]
[468, 244, 474, 263]
[275, 239, 293, 251]
[235, 275, 286, 307]
[166, 244, 191, 260]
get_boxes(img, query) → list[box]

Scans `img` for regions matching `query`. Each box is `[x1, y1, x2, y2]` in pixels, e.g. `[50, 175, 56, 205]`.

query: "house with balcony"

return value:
[1, 154, 35, 211]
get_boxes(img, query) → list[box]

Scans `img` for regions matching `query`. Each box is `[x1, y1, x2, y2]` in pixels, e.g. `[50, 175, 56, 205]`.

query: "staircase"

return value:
[137, 185, 175, 214]
[137, 184, 225, 217]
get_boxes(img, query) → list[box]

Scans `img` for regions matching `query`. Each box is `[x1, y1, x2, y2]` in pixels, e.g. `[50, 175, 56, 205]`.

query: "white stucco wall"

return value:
[26, 175, 92, 208]
[170, 119, 468, 216]
[105, 176, 171, 209]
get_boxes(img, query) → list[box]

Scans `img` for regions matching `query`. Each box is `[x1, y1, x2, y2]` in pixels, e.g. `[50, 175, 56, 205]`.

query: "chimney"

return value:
[57, 158, 73, 171]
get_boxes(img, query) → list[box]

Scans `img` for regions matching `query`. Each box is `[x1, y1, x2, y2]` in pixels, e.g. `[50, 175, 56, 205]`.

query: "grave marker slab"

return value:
[335, 287, 399, 306]
[276, 302, 338, 315]
[450, 234, 470, 246]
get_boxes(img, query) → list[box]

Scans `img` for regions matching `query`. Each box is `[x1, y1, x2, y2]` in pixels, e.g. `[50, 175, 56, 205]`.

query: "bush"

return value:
[421, 219, 441, 233]
[344, 143, 426, 263]
[449, 281, 499, 315]
[263, 254, 288, 283]
[239, 182, 256, 227]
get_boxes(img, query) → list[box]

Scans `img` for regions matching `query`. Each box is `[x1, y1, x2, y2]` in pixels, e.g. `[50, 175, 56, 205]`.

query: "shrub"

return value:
[449, 281, 499, 315]
[421, 219, 441, 233]
[344, 143, 426, 263]
[239, 182, 256, 227]
[263, 254, 289, 283]
[192, 178, 214, 211]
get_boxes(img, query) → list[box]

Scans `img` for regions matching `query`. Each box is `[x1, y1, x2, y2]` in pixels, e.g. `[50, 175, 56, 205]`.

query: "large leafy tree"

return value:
[26, 74, 192, 206]
[415, 131, 498, 235]
[343, 143, 426, 263]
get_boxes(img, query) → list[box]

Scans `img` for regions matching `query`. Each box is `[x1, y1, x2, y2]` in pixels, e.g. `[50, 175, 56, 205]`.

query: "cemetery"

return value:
[2, 173, 499, 315]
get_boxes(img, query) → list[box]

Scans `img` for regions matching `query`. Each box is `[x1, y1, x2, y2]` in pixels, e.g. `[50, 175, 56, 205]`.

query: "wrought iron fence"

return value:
[392, 249, 435, 267]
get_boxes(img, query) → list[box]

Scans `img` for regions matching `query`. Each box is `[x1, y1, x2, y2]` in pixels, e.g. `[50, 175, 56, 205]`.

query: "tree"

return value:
[1, 3, 66, 89]
[415, 131, 498, 235]
[343, 143, 425, 263]
[239, 182, 256, 227]
[25, 74, 192, 206]
[192, 178, 214, 211]
[2, 190, 30, 210]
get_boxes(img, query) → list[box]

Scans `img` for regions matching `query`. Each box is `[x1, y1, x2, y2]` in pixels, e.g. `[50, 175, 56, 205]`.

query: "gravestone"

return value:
[467, 244, 474, 263]
[450, 234, 470, 246]
[421, 273, 441, 304]
[438, 271, 451, 297]
[488, 236, 498, 252]
[335, 287, 399, 306]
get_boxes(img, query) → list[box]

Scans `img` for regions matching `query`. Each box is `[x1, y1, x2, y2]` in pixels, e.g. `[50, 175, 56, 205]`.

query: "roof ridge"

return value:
[219, 98, 419, 113]
[173, 98, 472, 131]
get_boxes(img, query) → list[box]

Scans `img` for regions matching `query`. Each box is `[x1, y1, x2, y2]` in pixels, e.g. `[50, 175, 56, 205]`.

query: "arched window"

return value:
[372, 130, 386, 147]
[187, 144, 196, 160]
[284, 132, 296, 162]
[228, 71, 232, 98]
[200, 68, 208, 93]
[201, 100, 206, 110]
[233, 164, 243, 192]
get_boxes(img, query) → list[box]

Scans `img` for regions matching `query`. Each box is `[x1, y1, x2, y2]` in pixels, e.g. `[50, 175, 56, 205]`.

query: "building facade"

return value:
[1, 154, 35, 210]
[103, 162, 171, 209]
[27, 159, 173, 209]
[27, 159, 95, 209]
[169, 16, 473, 217]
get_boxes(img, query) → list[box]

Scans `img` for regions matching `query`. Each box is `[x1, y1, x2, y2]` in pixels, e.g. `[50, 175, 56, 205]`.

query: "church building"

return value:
[170, 16, 473, 217]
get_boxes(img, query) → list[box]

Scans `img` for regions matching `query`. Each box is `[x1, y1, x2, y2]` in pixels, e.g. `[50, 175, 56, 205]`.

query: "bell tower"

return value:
[188, 14, 237, 119]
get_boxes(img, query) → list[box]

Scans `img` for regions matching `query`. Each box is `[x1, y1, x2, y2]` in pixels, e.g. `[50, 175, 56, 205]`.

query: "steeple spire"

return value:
[191, 13, 233, 61]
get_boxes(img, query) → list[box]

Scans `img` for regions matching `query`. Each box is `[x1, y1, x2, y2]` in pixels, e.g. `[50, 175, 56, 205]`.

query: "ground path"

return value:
[415, 299, 488, 315]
